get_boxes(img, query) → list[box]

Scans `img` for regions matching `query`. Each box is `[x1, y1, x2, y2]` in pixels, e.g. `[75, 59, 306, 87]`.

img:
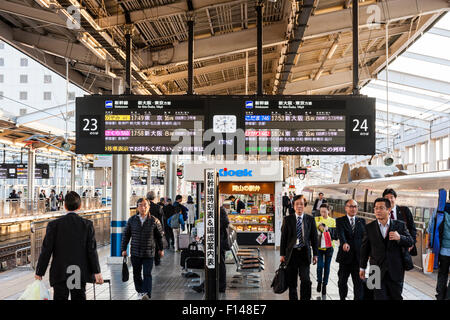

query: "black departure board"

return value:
[242, 96, 374, 155]
[76, 96, 205, 154]
[76, 95, 375, 155]
[0, 164, 50, 179]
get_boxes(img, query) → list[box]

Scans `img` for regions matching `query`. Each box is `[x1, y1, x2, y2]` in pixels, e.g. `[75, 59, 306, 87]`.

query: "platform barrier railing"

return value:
[30, 210, 111, 269]
[1, 196, 139, 220]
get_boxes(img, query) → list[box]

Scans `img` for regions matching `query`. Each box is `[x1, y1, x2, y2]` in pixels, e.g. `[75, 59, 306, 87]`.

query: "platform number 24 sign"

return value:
[350, 116, 371, 138]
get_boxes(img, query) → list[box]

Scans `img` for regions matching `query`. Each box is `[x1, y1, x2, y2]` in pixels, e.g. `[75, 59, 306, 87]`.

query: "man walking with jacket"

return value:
[280, 195, 318, 300]
[35, 191, 103, 300]
[121, 198, 164, 300]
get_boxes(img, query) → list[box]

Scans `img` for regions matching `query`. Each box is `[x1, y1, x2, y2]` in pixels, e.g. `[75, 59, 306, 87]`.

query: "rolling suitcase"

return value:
[93, 279, 112, 300]
[178, 233, 190, 249]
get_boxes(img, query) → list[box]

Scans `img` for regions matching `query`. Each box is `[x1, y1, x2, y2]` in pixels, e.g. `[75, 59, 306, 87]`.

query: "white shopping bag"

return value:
[19, 280, 50, 300]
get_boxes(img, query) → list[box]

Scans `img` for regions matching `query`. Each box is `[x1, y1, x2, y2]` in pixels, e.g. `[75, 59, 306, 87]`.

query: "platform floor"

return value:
[0, 243, 439, 300]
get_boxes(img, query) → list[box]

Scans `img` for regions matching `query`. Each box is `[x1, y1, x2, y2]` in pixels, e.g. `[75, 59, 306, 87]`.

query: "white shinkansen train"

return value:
[302, 169, 450, 229]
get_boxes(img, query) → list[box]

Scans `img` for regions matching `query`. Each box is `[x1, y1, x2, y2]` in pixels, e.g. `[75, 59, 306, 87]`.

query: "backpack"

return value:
[170, 213, 180, 228]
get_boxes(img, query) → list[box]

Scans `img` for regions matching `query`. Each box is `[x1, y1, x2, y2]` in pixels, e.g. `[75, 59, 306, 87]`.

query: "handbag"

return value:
[402, 248, 414, 271]
[271, 262, 288, 294]
[122, 256, 129, 282]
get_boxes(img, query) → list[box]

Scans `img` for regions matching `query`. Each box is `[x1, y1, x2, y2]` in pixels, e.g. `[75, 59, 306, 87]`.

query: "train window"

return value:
[415, 208, 422, 220]
[423, 208, 431, 221]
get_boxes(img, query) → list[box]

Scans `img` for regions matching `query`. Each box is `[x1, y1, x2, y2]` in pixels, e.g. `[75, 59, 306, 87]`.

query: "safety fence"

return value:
[30, 210, 111, 270]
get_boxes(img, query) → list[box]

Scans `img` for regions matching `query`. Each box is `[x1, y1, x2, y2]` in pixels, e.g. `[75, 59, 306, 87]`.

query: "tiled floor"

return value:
[0, 243, 439, 300]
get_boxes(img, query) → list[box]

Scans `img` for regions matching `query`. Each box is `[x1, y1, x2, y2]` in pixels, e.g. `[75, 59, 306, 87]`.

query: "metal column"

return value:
[70, 156, 77, 192]
[187, 17, 194, 95]
[147, 165, 152, 193]
[27, 149, 35, 201]
[124, 24, 133, 95]
[352, 0, 360, 95]
[108, 77, 129, 263]
[165, 155, 178, 200]
[256, 1, 264, 96]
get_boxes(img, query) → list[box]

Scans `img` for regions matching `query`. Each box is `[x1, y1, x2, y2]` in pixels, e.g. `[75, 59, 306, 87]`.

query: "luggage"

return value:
[122, 257, 129, 282]
[93, 279, 112, 300]
[178, 233, 190, 249]
[185, 256, 204, 269]
[180, 243, 204, 268]
[271, 262, 288, 294]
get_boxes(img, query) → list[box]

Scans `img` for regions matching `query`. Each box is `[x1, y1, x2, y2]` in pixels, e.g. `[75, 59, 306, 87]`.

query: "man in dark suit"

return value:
[35, 191, 103, 300]
[280, 195, 318, 300]
[359, 198, 414, 300]
[336, 199, 366, 300]
[382, 188, 417, 256]
[312, 193, 327, 217]
[288, 193, 295, 215]
[282, 192, 290, 216]
[229, 195, 245, 213]
[147, 191, 165, 266]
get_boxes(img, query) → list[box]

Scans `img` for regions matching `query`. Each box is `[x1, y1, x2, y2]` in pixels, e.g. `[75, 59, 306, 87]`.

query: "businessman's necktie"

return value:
[296, 216, 303, 247]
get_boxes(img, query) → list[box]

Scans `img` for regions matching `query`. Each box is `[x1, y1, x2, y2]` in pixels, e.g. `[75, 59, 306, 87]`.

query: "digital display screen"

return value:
[76, 95, 375, 155]
[244, 99, 347, 154]
[77, 96, 205, 154]
[0, 164, 49, 179]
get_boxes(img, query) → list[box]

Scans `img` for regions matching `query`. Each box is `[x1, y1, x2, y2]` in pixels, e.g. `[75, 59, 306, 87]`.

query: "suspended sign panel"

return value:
[76, 95, 375, 155]
[76, 95, 206, 154]
[0, 164, 49, 179]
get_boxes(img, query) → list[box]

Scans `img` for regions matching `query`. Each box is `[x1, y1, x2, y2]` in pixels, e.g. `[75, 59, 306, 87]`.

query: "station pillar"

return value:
[108, 77, 130, 264]
[165, 155, 177, 200]
[70, 156, 77, 192]
[27, 148, 35, 201]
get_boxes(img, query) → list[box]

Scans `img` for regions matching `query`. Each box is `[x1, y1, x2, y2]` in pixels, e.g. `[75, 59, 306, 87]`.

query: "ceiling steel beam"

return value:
[273, 0, 315, 94]
[0, 19, 109, 93]
[139, 0, 448, 70]
[0, 0, 67, 28]
[283, 68, 371, 94]
[377, 69, 450, 95]
[149, 51, 279, 84]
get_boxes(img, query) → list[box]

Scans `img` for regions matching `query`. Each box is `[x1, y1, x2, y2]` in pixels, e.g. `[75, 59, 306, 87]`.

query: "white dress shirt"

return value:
[378, 218, 391, 238]
[347, 214, 356, 226]
[390, 206, 397, 220]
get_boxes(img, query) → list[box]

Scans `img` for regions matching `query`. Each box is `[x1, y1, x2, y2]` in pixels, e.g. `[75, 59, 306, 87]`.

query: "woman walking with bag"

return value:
[185, 196, 196, 235]
[315, 204, 337, 296]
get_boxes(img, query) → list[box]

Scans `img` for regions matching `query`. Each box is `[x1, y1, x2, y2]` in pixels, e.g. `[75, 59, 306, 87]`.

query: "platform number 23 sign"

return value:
[80, 115, 101, 137]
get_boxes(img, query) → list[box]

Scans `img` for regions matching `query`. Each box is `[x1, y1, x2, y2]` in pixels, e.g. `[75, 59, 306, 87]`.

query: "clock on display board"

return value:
[213, 115, 237, 133]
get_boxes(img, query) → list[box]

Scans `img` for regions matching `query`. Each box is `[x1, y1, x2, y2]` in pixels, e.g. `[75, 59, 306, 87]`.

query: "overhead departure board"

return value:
[242, 96, 374, 155]
[0, 164, 50, 179]
[76, 95, 375, 155]
[76, 96, 205, 154]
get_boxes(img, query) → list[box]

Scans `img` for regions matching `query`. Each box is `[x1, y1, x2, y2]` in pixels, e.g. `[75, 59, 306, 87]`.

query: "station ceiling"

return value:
[0, 0, 448, 97]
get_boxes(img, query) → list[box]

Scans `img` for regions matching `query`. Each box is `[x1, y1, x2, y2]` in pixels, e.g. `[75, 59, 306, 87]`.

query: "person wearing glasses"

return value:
[336, 199, 366, 300]
[280, 195, 318, 300]
[359, 198, 414, 300]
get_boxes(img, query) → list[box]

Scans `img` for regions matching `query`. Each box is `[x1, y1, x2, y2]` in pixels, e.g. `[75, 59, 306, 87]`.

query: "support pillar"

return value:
[352, 0, 360, 95]
[147, 165, 152, 193]
[108, 77, 129, 264]
[165, 155, 177, 200]
[27, 149, 35, 201]
[428, 138, 436, 172]
[256, 1, 264, 96]
[70, 156, 77, 192]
